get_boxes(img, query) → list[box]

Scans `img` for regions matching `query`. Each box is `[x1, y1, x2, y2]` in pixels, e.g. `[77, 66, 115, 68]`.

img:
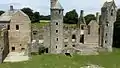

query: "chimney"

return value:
[80, 10, 84, 17]
[10, 5, 14, 11]
[96, 12, 99, 23]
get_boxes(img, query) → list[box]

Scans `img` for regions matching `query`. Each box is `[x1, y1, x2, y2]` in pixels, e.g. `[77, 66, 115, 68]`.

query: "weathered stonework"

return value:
[100, 1, 117, 52]
[42, 0, 117, 54]
[0, 6, 31, 63]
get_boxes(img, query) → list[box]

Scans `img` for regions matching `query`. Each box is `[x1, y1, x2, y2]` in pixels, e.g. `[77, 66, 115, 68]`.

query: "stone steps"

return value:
[4, 52, 30, 62]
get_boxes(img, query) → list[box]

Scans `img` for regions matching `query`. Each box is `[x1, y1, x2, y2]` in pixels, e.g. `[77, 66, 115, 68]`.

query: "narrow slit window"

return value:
[88, 26, 90, 34]
[105, 40, 107, 43]
[59, 10, 61, 14]
[56, 30, 58, 33]
[56, 38, 58, 41]
[56, 22, 58, 25]
[7, 25, 10, 30]
[80, 35, 84, 44]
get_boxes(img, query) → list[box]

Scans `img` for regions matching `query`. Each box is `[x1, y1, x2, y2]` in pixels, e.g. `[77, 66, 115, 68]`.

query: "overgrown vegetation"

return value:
[64, 9, 78, 24]
[0, 10, 4, 16]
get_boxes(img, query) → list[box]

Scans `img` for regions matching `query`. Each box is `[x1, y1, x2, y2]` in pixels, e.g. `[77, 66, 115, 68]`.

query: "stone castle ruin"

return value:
[32, 0, 117, 54]
[0, 0, 118, 63]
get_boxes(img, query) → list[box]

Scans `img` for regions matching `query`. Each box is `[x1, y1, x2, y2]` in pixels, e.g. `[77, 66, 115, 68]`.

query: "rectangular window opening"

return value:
[88, 26, 90, 34]
[16, 25, 19, 30]
[12, 47, 15, 51]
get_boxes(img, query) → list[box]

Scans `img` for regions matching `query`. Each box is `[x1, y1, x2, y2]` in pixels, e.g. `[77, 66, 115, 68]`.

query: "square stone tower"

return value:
[100, 0, 117, 52]
[50, 0, 64, 54]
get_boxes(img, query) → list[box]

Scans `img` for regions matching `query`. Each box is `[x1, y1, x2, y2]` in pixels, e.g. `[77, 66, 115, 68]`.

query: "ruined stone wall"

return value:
[84, 20, 99, 47]
[0, 28, 9, 63]
[31, 26, 44, 52]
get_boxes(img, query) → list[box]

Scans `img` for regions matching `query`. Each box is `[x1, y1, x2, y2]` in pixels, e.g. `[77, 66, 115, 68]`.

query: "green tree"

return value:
[0, 10, 5, 16]
[116, 9, 120, 21]
[40, 15, 50, 20]
[32, 12, 40, 23]
[113, 8, 120, 48]
[84, 14, 96, 25]
[21, 8, 34, 22]
[64, 9, 78, 24]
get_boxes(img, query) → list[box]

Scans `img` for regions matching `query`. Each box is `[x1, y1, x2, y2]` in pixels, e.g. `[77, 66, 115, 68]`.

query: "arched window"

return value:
[111, 9, 113, 16]
[106, 21, 109, 27]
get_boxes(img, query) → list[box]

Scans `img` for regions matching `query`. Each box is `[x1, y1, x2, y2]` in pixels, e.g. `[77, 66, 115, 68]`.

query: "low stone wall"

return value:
[0, 53, 2, 63]
[0, 29, 9, 64]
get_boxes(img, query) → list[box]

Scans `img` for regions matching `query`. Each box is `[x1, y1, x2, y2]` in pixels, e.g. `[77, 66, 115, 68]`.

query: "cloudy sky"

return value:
[0, 0, 120, 15]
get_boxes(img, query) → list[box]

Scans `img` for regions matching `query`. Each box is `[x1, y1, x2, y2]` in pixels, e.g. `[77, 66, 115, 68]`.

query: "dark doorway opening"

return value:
[80, 35, 84, 44]
[65, 53, 72, 57]
[46, 48, 48, 53]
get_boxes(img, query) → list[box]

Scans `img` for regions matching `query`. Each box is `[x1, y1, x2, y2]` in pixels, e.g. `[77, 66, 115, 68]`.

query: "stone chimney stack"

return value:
[80, 10, 84, 17]
[10, 5, 14, 11]
[96, 12, 99, 23]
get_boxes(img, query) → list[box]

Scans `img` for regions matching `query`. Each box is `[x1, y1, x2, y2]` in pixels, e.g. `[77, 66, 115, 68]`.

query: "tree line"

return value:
[0, 8, 50, 23]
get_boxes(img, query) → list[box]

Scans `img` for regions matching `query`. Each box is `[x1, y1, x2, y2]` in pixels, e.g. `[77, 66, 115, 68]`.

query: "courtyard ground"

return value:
[0, 48, 120, 68]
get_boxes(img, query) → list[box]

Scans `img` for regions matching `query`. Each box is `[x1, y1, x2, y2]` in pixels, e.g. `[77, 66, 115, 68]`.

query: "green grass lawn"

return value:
[32, 20, 77, 29]
[32, 21, 49, 28]
[0, 48, 120, 68]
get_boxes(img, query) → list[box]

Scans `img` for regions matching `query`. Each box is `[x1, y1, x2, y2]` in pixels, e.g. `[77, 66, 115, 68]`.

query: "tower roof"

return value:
[102, 0, 117, 8]
[51, 1, 63, 9]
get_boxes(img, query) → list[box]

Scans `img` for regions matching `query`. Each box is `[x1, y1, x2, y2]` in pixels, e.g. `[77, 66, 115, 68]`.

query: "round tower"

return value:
[50, 0, 64, 54]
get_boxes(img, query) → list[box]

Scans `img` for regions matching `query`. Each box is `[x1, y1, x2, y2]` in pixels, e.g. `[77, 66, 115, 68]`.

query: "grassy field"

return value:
[31, 20, 50, 28]
[32, 20, 78, 29]
[0, 48, 120, 68]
